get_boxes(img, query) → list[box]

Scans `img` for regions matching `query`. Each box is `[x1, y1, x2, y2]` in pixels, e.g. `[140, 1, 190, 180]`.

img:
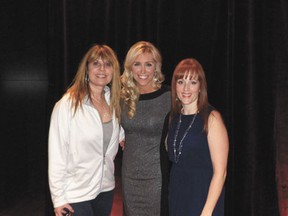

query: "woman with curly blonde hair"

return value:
[120, 41, 171, 216]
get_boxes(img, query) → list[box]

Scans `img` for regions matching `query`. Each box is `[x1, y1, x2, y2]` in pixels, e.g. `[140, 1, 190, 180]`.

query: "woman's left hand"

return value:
[119, 140, 125, 150]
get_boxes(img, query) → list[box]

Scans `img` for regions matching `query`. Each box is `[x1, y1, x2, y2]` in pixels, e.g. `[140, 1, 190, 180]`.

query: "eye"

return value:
[93, 61, 101, 67]
[104, 62, 112, 68]
[176, 79, 184, 85]
[145, 62, 154, 67]
[191, 80, 198, 85]
[133, 62, 141, 67]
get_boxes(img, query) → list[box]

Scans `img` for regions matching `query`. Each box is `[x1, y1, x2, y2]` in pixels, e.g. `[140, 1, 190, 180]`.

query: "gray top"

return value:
[121, 86, 171, 216]
[102, 120, 113, 155]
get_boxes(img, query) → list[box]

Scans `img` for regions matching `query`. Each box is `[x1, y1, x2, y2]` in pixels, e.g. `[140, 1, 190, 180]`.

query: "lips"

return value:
[96, 74, 107, 78]
[138, 75, 149, 79]
[181, 93, 192, 98]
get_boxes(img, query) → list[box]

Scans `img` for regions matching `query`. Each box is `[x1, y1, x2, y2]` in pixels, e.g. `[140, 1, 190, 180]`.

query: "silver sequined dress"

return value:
[121, 86, 171, 216]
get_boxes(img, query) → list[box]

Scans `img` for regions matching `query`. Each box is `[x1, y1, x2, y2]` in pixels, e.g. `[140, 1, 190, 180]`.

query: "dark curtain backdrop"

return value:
[0, 0, 48, 214]
[1, 0, 287, 215]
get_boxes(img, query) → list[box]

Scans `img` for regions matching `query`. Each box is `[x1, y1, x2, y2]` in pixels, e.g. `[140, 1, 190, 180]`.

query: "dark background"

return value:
[1, 0, 287, 215]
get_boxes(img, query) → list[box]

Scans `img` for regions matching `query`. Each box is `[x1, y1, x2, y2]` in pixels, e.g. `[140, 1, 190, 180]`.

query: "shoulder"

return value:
[56, 93, 71, 106]
[206, 104, 216, 113]
[52, 93, 72, 113]
[158, 85, 171, 104]
[209, 110, 222, 120]
[208, 109, 225, 130]
[158, 84, 171, 99]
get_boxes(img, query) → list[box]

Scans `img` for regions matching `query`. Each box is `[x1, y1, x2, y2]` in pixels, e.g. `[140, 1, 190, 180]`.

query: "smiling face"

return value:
[171, 58, 208, 116]
[87, 58, 113, 89]
[131, 52, 156, 93]
[176, 71, 200, 112]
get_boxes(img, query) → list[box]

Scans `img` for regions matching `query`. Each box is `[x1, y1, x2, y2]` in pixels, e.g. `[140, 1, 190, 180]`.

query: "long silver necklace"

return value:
[173, 112, 198, 163]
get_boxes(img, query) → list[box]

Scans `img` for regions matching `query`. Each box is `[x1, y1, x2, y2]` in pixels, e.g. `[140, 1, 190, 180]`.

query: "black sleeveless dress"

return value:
[167, 113, 224, 216]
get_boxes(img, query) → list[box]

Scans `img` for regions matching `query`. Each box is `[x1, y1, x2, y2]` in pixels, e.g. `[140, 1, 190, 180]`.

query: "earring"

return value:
[85, 73, 89, 83]
[153, 72, 158, 82]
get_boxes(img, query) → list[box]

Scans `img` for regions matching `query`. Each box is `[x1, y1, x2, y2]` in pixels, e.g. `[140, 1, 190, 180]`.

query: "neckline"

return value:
[139, 85, 169, 101]
[181, 113, 198, 116]
[102, 119, 112, 125]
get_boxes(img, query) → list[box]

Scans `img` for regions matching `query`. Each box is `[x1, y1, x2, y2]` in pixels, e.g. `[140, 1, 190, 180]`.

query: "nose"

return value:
[140, 65, 146, 73]
[99, 63, 105, 70]
[184, 82, 190, 91]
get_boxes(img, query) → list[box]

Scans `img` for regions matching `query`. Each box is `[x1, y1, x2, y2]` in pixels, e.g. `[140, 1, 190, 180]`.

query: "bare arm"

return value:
[201, 110, 229, 216]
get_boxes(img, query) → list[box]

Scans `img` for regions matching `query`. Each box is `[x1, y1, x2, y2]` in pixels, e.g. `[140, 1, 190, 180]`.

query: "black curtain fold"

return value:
[274, 0, 288, 215]
[230, 1, 280, 215]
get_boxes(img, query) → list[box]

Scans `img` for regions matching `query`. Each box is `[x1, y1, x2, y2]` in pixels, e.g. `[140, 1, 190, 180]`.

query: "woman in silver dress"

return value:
[120, 41, 171, 216]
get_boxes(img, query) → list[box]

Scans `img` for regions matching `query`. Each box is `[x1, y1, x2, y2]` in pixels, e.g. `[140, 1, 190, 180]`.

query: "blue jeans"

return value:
[70, 190, 114, 216]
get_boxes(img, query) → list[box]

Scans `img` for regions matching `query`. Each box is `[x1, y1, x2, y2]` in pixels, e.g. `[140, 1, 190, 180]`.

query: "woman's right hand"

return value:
[54, 204, 74, 216]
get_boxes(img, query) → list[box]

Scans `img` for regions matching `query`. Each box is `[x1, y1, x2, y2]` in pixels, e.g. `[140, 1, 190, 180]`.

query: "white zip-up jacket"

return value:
[48, 86, 124, 207]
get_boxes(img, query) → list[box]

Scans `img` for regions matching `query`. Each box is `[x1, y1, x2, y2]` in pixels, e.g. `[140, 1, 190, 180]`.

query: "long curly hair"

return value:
[121, 41, 164, 118]
[66, 44, 121, 121]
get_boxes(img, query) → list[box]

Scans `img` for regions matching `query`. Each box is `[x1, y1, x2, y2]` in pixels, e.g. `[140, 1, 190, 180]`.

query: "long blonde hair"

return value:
[171, 58, 210, 132]
[66, 44, 121, 121]
[121, 41, 164, 118]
